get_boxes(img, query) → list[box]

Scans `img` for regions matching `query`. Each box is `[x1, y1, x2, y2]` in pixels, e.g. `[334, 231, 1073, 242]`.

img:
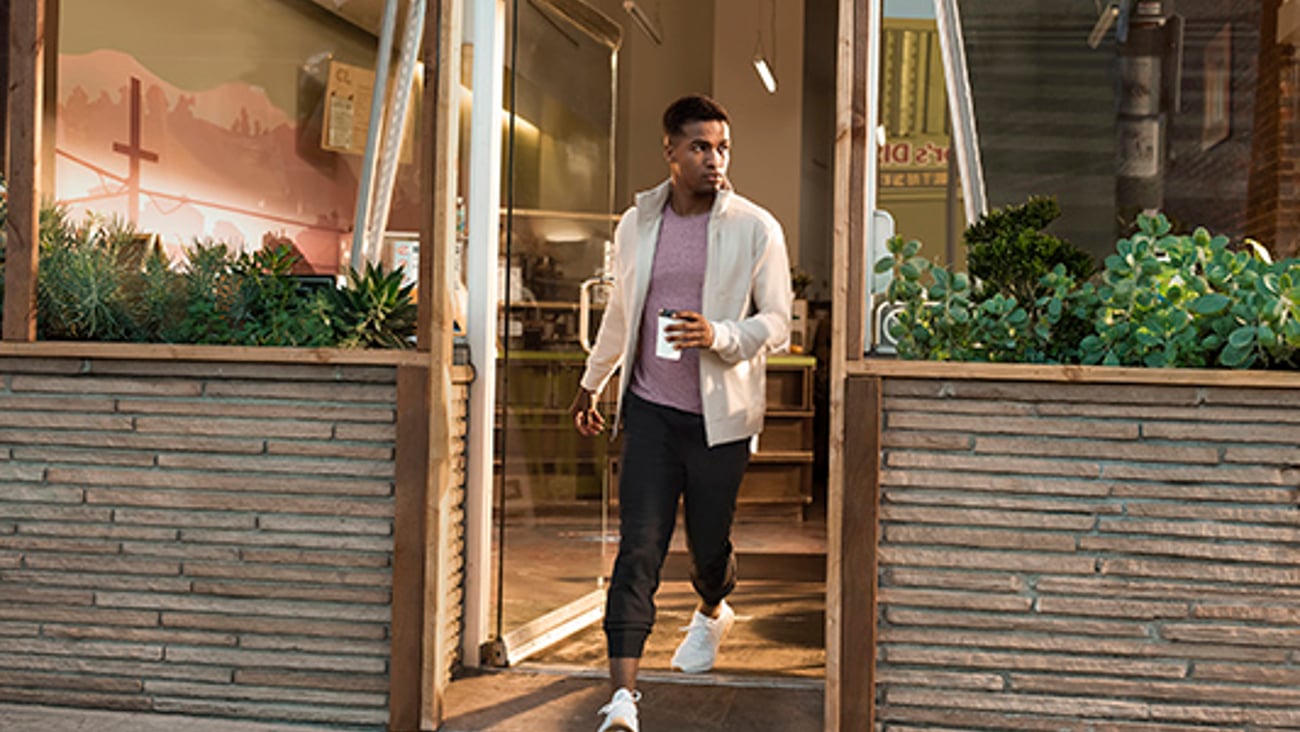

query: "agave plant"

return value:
[329, 262, 417, 349]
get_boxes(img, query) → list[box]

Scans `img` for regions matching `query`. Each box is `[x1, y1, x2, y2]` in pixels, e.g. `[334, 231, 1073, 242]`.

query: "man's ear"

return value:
[663, 136, 674, 163]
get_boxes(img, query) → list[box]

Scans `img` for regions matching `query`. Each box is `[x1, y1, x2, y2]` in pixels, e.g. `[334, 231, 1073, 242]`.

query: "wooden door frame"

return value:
[4, 0, 46, 341]
[390, 0, 463, 729]
[827, 0, 876, 729]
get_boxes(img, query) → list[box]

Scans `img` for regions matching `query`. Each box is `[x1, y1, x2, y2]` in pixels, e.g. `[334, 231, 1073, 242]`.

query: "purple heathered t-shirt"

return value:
[628, 203, 709, 414]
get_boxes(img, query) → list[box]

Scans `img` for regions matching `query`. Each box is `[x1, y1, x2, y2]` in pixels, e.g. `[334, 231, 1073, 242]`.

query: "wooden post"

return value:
[421, 0, 462, 725]
[845, 0, 868, 362]
[0, 0, 9, 175]
[391, 0, 460, 729]
[4, 0, 44, 342]
[392, 363, 434, 731]
[827, 0, 871, 729]
[839, 375, 880, 730]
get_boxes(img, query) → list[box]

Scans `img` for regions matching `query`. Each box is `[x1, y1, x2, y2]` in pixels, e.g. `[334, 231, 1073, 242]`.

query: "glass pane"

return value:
[492, 0, 619, 641]
[56, 0, 425, 275]
[881, 0, 965, 269]
[958, 1, 1295, 259]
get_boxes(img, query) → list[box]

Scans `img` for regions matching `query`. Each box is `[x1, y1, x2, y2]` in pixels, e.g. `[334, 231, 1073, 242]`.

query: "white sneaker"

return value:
[671, 600, 735, 674]
[596, 687, 641, 732]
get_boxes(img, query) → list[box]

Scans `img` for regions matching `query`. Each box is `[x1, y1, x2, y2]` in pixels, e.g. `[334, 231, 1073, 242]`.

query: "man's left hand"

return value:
[666, 310, 714, 350]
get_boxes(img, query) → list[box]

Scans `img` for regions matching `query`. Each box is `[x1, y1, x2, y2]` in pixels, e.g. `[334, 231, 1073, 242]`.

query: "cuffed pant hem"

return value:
[605, 628, 650, 659]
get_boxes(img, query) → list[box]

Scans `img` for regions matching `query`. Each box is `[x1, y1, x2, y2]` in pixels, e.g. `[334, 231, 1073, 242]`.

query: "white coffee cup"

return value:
[655, 309, 682, 361]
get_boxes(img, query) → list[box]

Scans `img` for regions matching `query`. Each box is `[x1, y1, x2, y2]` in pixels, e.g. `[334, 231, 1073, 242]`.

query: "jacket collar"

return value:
[635, 179, 733, 222]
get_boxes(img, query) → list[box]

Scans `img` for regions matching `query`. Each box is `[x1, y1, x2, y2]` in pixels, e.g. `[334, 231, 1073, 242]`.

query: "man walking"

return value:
[569, 94, 792, 732]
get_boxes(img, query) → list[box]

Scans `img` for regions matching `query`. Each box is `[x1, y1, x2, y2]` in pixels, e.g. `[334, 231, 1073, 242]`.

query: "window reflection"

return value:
[958, 0, 1298, 259]
[55, 0, 424, 275]
[881, 0, 964, 268]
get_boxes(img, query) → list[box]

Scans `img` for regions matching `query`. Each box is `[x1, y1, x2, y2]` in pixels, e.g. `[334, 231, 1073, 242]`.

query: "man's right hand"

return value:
[569, 388, 605, 437]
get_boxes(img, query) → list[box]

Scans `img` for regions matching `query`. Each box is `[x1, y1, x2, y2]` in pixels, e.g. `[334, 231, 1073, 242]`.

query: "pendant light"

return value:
[753, 0, 778, 94]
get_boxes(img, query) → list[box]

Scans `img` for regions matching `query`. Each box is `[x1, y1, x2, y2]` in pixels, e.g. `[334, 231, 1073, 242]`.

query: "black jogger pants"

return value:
[603, 390, 751, 658]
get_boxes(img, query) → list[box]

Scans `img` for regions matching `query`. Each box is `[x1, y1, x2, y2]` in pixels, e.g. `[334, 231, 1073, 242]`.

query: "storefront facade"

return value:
[3, 1, 1299, 730]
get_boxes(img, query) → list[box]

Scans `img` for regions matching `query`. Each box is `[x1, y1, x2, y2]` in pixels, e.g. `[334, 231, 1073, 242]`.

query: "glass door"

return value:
[486, 0, 621, 666]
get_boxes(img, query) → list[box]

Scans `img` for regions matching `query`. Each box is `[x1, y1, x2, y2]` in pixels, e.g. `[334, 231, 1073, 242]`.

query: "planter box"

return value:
[0, 343, 471, 731]
[849, 360, 1300, 731]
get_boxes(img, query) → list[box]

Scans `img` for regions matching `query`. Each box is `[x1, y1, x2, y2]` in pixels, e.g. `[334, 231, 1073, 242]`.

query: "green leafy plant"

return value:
[790, 267, 813, 299]
[881, 210, 1300, 370]
[38, 211, 138, 341]
[126, 248, 184, 343]
[877, 236, 1096, 363]
[877, 197, 1101, 363]
[0, 188, 412, 349]
[228, 245, 334, 347]
[174, 242, 335, 347]
[328, 262, 417, 349]
[965, 196, 1096, 304]
[1080, 215, 1300, 369]
[174, 239, 241, 344]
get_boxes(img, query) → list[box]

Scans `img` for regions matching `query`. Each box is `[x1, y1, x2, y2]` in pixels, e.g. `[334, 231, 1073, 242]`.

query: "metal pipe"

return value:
[348, 0, 401, 271]
[367, 0, 429, 261]
[462, 0, 506, 669]
[934, 0, 988, 223]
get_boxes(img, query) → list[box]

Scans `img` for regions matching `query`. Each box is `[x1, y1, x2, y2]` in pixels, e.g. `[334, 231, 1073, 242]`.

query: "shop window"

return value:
[880, 0, 966, 270]
[55, 0, 425, 275]
[958, 0, 1298, 259]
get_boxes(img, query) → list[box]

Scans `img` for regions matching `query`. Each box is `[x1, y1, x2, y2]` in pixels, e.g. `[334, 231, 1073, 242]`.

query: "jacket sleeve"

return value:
[709, 217, 793, 364]
[579, 213, 633, 395]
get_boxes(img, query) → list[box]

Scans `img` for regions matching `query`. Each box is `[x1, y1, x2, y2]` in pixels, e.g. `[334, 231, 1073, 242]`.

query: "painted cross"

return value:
[112, 76, 160, 224]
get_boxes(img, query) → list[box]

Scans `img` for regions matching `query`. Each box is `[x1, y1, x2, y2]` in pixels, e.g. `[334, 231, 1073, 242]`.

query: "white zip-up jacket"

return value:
[580, 179, 792, 447]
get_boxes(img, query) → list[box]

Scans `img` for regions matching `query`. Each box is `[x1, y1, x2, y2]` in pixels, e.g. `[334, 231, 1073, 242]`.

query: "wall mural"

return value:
[56, 49, 421, 275]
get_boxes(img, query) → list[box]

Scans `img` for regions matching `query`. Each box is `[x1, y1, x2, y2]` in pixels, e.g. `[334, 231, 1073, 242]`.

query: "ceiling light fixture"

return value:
[753, 0, 778, 94]
[623, 0, 663, 45]
[753, 55, 777, 94]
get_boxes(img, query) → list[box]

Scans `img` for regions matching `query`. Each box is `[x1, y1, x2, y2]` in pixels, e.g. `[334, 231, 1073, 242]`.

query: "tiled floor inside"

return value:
[493, 513, 828, 678]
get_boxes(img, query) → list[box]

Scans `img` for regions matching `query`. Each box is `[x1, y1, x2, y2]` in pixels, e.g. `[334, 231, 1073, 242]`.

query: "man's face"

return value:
[665, 120, 730, 195]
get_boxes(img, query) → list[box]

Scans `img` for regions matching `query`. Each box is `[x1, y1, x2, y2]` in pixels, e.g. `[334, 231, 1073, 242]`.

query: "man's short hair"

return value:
[662, 94, 729, 139]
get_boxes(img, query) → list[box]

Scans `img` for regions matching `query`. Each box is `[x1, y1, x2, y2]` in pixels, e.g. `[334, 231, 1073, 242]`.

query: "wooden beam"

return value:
[420, 0, 462, 727]
[827, 0, 870, 729]
[0, 0, 9, 174]
[388, 0, 462, 729]
[846, 357, 1300, 390]
[839, 375, 880, 731]
[845, 0, 868, 361]
[391, 363, 433, 732]
[4, 0, 45, 342]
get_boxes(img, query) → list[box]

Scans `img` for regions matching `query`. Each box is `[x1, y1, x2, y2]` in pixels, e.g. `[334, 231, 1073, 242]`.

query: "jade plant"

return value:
[878, 210, 1300, 369]
[1081, 215, 1300, 369]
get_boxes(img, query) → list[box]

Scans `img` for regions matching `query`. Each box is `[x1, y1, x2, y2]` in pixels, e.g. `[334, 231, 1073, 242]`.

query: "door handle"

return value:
[578, 277, 612, 354]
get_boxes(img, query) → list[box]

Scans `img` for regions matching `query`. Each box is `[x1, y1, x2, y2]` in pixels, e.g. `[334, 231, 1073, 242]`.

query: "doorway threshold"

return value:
[443, 667, 824, 732]
[512, 662, 825, 691]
